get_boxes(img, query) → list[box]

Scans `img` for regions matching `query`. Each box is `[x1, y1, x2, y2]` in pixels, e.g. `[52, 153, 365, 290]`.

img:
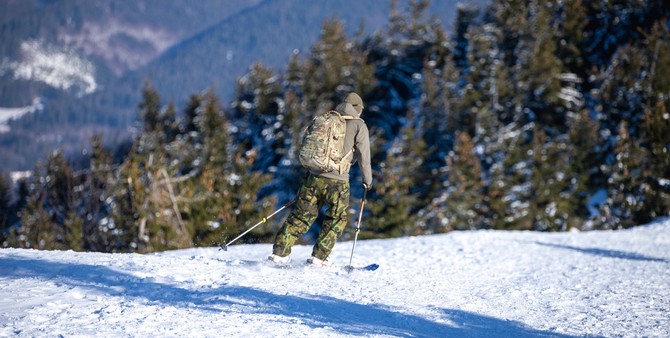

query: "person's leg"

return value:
[312, 178, 350, 260]
[272, 175, 320, 257]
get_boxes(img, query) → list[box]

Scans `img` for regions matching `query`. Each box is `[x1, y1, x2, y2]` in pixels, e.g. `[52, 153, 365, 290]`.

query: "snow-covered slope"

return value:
[2, 41, 97, 96]
[1, 220, 669, 337]
[0, 98, 43, 133]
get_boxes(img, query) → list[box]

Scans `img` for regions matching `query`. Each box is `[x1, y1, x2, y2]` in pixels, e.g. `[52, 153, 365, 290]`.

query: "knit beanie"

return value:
[345, 92, 364, 115]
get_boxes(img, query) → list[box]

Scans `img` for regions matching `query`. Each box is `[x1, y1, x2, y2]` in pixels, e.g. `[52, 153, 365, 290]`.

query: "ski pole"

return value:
[219, 198, 296, 251]
[346, 186, 368, 272]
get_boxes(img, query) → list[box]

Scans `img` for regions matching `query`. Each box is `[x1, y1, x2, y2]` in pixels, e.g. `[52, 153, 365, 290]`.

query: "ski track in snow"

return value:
[1, 219, 669, 337]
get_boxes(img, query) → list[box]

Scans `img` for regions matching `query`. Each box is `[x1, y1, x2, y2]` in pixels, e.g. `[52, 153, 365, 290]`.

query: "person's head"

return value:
[345, 92, 364, 115]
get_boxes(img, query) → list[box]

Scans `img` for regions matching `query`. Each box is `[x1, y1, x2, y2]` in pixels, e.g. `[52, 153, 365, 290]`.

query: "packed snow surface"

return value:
[1, 219, 669, 337]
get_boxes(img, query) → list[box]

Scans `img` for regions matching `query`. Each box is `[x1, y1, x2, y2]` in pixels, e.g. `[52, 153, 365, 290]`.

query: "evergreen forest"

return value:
[1, 0, 669, 253]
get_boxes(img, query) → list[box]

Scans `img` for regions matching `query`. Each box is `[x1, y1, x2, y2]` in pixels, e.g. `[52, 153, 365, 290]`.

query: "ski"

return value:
[229, 259, 379, 272]
[344, 263, 379, 272]
[276, 262, 379, 272]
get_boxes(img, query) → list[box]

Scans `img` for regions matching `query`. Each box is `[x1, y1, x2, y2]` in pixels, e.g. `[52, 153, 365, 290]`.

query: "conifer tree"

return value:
[271, 88, 307, 199]
[490, 0, 529, 66]
[303, 18, 353, 111]
[139, 80, 163, 134]
[467, 22, 500, 131]
[226, 150, 275, 244]
[566, 110, 600, 224]
[556, 0, 588, 78]
[521, 0, 566, 130]
[17, 194, 55, 249]
[113, 147, 148, 252]
[296, 14, 376, 124]
[441, 132, 486, 230]
[189, 91, 233, 245]
[489, 126, 534, 230]
[366, 0, 441, 139]
[233, 62, 283, 171]
[596, 20, 670, 226]
[529, 129, 572, 231]
[83, 135, 115, 251]
[420, 56, 457, 158]
[453, 2, 480, 70]
[638, 21, 670, 221]
[640, 98, 670, 220]
[597, 44, 647, 139]
[162, 101, 180, 146]
[417, 56, 458, 205]
[188, 91, 274, 247]
[183, 93, 205, 135]
[180, 93, 205, 176]
[111, 84, 192, 252]
[12, 151, 78, 250]
[0, 174, 9, 230]
[466, 21, 506, 185]
[601, 122, 647, 229]
[64, 212, 84, 251]
[365, 116, 425, 238]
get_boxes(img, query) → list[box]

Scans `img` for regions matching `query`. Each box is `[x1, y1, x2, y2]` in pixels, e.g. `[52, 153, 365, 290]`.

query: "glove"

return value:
[362, 183, 372, 191]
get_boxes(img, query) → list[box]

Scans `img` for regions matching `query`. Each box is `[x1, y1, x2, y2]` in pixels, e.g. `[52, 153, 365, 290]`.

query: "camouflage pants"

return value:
[272, 174, 350, 260]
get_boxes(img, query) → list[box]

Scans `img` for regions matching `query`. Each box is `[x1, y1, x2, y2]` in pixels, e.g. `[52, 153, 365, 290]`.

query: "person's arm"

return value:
[356, 123, 372, 188]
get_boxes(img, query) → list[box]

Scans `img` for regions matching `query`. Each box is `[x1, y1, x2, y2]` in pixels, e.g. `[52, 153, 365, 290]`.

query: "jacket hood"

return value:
[345, 92, 364, 115]
[336, 102, 359, 118]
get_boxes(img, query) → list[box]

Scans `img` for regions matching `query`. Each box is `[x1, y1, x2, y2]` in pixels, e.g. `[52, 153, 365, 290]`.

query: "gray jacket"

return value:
[315, 103, 373, 187]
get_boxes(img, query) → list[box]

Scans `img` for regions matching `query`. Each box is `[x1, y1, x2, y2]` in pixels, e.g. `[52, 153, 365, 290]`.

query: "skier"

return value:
[269, 92, 373, 267]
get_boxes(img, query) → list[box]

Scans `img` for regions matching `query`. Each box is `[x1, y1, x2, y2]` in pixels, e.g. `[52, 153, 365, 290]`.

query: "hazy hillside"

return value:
[0, 0, 264, 170]
[0, 0, 466, 172]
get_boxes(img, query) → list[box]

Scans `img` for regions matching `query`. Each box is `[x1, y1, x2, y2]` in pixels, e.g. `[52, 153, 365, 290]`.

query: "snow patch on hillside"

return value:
[1, 40, 96, 96]
[0, 98, 43, 133]
[1, 219, 669, 337]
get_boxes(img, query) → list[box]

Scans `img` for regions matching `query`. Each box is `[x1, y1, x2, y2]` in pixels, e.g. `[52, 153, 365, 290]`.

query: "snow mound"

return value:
[1, 219, 669, 337]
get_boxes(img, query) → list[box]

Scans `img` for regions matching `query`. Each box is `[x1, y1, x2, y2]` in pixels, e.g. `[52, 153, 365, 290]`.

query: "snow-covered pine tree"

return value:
[637, 21, 670, 222]
[522, 0, 567, 132]
[109, 83, 194, 252]
[416, 56, 455, 208]
[529, 128, 573, 231]
[188, 91, 274, 247]
[81, 135, 115, 251]
[452, 2, 479, 71]
[601, 122, 647, 229]
[302, 18, 356, 113]
[443, 132, 486, 230]
[566, 110, 601, 225]
[190, 91, 235, 246]
[232, 63, 283, 172]
[365, 109, 425, 238]
[12, 151, 77, 250]
[0, 174, 10, 232]
[489, 124, 534, 230]
[556, 0, 588, 80]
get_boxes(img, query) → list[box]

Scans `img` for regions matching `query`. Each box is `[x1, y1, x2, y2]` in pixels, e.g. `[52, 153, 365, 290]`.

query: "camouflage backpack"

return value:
[299, 109, 358, 174]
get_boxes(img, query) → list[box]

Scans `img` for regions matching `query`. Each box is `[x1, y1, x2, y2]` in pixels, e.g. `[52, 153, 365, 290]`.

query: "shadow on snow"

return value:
[1, 255, 577, 338]
[534, 242, 668, 263]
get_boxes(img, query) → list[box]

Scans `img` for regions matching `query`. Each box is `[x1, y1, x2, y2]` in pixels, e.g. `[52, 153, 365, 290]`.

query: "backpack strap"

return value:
[337, 114, 363, 174]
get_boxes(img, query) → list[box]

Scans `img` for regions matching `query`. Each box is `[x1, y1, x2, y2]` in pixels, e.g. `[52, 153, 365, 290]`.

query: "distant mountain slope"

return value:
[0, 0, 469, 172]
[0, 0, 264, 71]
[108, 0, 467, 110]
[0, 0, 262, 105]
